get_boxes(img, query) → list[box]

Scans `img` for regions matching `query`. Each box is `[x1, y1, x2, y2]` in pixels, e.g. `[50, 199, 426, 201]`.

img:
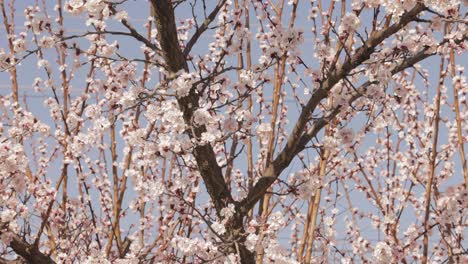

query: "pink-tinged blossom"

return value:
[373, 242, 393, 263]
[339, 13, 360, 35]
[245, 233, 259, 252]
[0, 49, 10, 70]
[256, 123, 272, 144]
[97, 40, 118, 57]
[26, 15, 49, 35]
[308, 7, 319, 20]
[192, 108, 213, 126]
[64, 0, 85, 15]
[220, 204, 235, 220]
[337, 127, 354, 149]
[211, 221, 226, 235]
[0, 209, 15, 223]
[85, 0, 105, 15]
[114, 10, 128, 22]
[0, 232, 13, 245]
[170, 236, 218, 259]
[223, 116, 238, 132]
[263, 241, 299, 264]
[38, 36, 55, 49]
[172, 72, 196, 97]
[0, 0, 465, 262]
[12, 37, 26, 53]
[118, 88, 139, 108]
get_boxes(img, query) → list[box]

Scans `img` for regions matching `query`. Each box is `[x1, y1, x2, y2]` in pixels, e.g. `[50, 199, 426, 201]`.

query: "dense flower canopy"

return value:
[0, 0, 467, 263]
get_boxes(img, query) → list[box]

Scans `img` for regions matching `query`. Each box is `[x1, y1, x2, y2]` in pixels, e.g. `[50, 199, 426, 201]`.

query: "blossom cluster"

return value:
[0, 0, 466, 263]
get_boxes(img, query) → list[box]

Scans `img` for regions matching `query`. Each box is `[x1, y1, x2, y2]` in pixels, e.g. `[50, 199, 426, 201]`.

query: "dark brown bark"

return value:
[7, 234, 54, 264]
[240, 3, 427, 212]
[241, 27, 468, 212]
[150, 0, 232, 218]
[0, 257, 26, 264]
[145, 1, 467, 263]
[150, 1, 254, 262]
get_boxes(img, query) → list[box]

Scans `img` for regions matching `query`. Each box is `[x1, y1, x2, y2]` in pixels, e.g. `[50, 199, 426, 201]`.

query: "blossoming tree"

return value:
[0, 0, 466, 263]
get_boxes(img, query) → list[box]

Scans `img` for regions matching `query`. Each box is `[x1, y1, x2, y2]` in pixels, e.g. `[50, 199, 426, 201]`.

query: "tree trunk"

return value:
[150, 1, 254, 262]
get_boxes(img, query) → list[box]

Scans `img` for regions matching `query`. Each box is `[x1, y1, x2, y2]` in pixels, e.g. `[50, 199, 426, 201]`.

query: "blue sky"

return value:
[0, 0, 467, 259]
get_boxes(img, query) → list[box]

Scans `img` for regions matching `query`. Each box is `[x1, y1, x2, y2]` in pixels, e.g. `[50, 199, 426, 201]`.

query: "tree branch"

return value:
[150, 1, 254, 262]
[5, 233, 55, 264]
[150, 0, 232, 215]
[183, 0, 227, 57]
[240, 5, 466, 212]
[0, 257, 26, 264]
[108, 5, 161, 52]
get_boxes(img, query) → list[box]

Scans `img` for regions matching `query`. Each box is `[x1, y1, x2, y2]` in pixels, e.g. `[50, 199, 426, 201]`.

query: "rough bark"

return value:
[146, 1, 467, 263]
[7, 234, 55, 264]
[240, 3, 427, 212]
[150, 1, 254, 262]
